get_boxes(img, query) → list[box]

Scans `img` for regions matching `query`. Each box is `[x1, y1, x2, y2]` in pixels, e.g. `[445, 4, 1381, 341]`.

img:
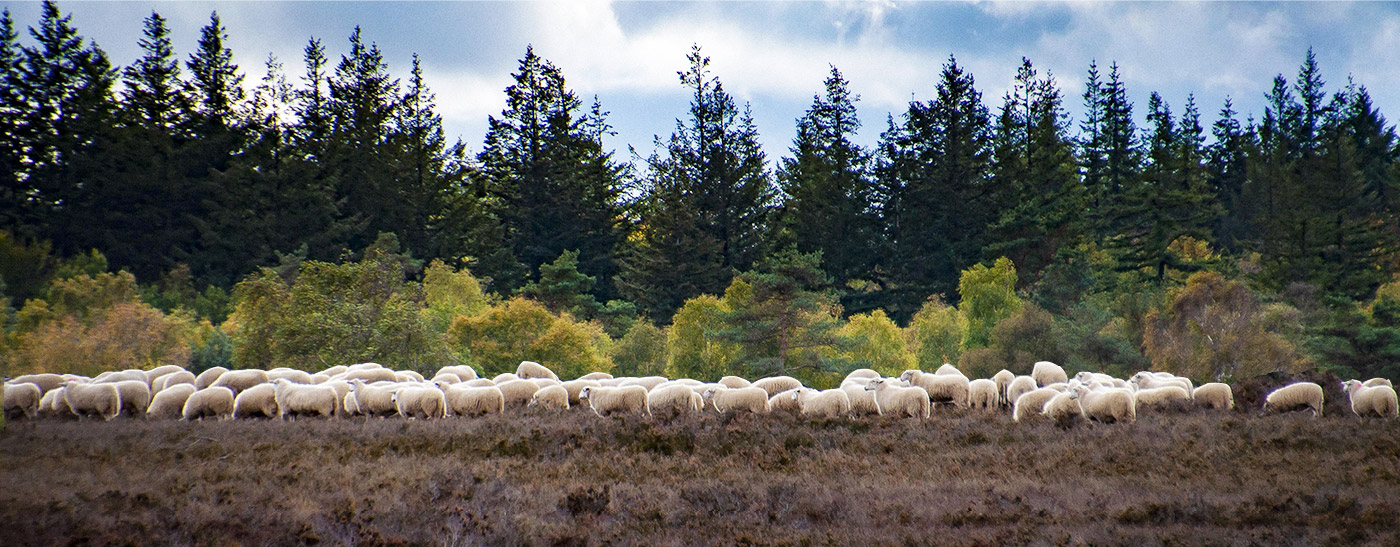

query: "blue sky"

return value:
[6, 1, 1399, 167]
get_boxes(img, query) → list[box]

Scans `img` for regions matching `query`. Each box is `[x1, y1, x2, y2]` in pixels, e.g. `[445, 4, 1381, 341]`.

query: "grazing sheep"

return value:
[309, 373, 330, 384]
[319, 380, 352, 416]
[718, 376, 752, 389]
[561, 379, 602, 407]
[439, 384, 505, 417]
[94, 370, 148, 386]
[580, 385, 650, 417]
[430, 374, 461, 386]
[863, 378, 931, 419]
[40, 387, 72, 419]
[968, 379, 998, 411]
[340, 367, 398, 384]
[844, 369, 880, 384]
[143, 365, 187, 384]
[492, 372, 521, 384]
[319, 365, 348, 377]
[63, 381, 122, 421]
[528, 385, 570, 411]
[1041, 392, 1083, 425]
[900, 370, 970, 409]
[348, 362, 385, 371]
[272, 379, 338, 419]
[464, 378, 497, 387]
[1193, 383, 1235, 410]
[346, 380, 398, 418]
[701, 386, 770, 414]
[194, 366, 228, 389]
[1012, 388, 1063, 423]
[181, 386, 234, 421]
[1341, 380, 1398, 418]
[619, 376, 668, 391]
[578, 372, 613, 381]
[391, 386, 447, 419]
[392, 370, 424, 383]
[1133, 386, 1191, 410]
[111, 380, 153, 417]
[793, 388, 852, 419]
[515, 361, 560, 381]
[841, 383, 882, 417]
[648, 384, 702, 417]
[752, 376, 803, 396]
[153, 371, 196, 394]
[9, 373, 67, 394]
[496, 379, 541, 409]
[342, 391, 361, 417]
[768, 389, 803, 414]
[267, 368, 314, 384]
[4, 382, 42, 420]
[1364, 378, 1393, 388]
[992, 369, 1015, 407]
[211, 369, 269, 396]
[1068, 385, 1136, 424]
[934, 364, 966, 377]
[1031, 361, 1068, 387]
[233, 384, 280, 419]
[146, 384, 196, 420]
[435, 365, 479, 382]
[1006, 376, 1038, 408]
[528, 377, 563, 391]
[1263, 382, 1325, 417]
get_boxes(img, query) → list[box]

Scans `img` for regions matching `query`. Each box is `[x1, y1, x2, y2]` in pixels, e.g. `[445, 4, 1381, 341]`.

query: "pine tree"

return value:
[1081, 61, 1142, 237]
[327, 27, 400, 251]
[1207, 98, 1254, 251]
[0, 10, 25, 232]
[185, 12, 243, 132]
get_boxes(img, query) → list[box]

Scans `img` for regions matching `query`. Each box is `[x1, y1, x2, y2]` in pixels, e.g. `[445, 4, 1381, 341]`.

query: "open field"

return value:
[3, 406, 1399, 546]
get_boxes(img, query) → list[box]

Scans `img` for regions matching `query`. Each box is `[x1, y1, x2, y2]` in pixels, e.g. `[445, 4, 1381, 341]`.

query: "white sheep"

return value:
[273, 379, 338, 419]
[144, 364, 187, 384]
[1363, 378, 1393, 388]
[153, 371, 196, 394]
[436, 365, 480, 382]
[992, 369, 1015, 407]
[528, 385, 570, 411]
[1041, 391, 1083, 425]
[492, 372, 521, 384]
[4, 382, 42, 420]
[439, 384, 505, 417]
[841, 383, 882, 417]
[320, 379, 352, 416]
[1032, 361, 1068, 387]
[768, 389, 803, 414]
[648, 384, 702, 417]
[63, 381, 122, 421]
[701, 386, 770, 414]
[528, 377, 564, 390]
[619, 376, 669, 391]
[319, 365, 348, 377]
[863, 378, 930, 419]
[181, 386, 234, 421]
[146, 384, 196, 420]
[1068, 385, 1136, 424]
[515, 361, 560, 381]
[752, 376, 802, 396]
[40, 387, 72, 419]
[1263, 382, 1325, 417]
[9, 373, 67, 393]
[267, 368, 314, 384]
[194, 366, 229, 390]
[342, 390, 361, 417]
[844, 369, 880, 384]
[94, 369, 147, 386]
[718, 376, 751, 389]
[561, 379, 602, 407]
[431, 374, 461, 386]
[464, 378, 497, 387]
[340, 367, 398, 383]
[496, 379, 541, 409]
[900, 370, 970, 409]
[346, 380, 398, 418]
[1341, 380, 1398, 418]
[1192, 383, 1235, 410]
[233, 383, 280, 419]
[580, 385, 650, 417]
[968, 379, 998, 411]
[1133, 386, 1191, 410]
[391, 386, 447, 419]
[934, 363, 967, 377]
[394, 370, 426, 383]
[1012, 388, 1062, 423]
[1006, 376, 1038, 409]
[211, 369, 269, 396]
[1130, 371, 1193, 395]
[793, 388, 852, 419]
[578, 371, 613, 381]
[106, 380, 150, 417]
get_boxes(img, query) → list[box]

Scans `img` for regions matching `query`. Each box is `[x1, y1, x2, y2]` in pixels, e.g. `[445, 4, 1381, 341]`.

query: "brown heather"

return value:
[2, 404, 1398, 546]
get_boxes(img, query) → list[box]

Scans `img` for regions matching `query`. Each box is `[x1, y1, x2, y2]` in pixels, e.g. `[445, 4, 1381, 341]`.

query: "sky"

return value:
[6, 1, 1399, 167]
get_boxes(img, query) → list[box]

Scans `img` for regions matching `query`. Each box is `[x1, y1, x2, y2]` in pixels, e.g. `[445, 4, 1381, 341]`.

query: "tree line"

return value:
[3, 2, 1398, 384]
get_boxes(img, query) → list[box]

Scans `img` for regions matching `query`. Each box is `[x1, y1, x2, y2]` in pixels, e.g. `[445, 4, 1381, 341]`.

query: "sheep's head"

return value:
[701, 387, 721, 402]
[898, 370, 918, 383]
[578, 386, 593, 401]
[1342, 380, 1362, 394]
[864, 379, 885, 392]
[1068, 385, 1085, 400]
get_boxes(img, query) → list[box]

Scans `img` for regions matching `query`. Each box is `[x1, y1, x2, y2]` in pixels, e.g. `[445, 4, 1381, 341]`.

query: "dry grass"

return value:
[2, 405, 1398, 546]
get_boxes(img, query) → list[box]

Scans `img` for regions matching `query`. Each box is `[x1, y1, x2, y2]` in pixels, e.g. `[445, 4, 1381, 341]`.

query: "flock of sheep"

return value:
[4, 360, 1398, 424]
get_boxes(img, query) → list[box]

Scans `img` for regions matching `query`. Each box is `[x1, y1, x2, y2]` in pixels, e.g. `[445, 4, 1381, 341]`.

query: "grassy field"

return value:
[2, 404, 1398, 546]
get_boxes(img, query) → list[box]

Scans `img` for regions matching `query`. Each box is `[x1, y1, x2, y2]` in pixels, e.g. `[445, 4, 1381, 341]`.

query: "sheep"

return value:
[1041, 391, 1083, 425]
[515, 361, 560, 381]
[431, 374, 462, 386]
[319, 365, 348, 377]
[900, 370, 970, 409]
[4, 382, 42, 420]
[844, 369, 880, 384]
[718, 376, 752, 389]
[391, 386, 447, 419]
[1006, 376, 1038, 409]
[1193, 383, 1235, 410]
[181, 386, 234, 421]
[561, 379, 602, 407]
[863, 378, 930, 419]
[153, 371, 196, 394]
[648, 384, 702, 417]
[348, 362, 385, 371]
[211, 369, 269, 396]
[194, 366, 228, 389]
[841, 383, 882, 417]
[1263, 382, 1325, 417]
[1130, 371, 1193, 395]
[340, 367, 398, 384]
[309, 373, 330, 384]
[1031, 361, 1068, 387]
[793, 388, 852, 419]
[146, 384, 196, 420]
[1012, 388, 1063, 423]
[968, 379, 998, 411]
[578, 372, 613, 381]
[320, 380, 352, 416]
[111, 380, 152, 417]
[464, 378, 497, 388]
[94, 369, 148, 386]
[768, 389, 803, 414]
[1073, 371, 1117, 385]
[528, 385, 570, 411]
[267, 368, 314, 384]
[496, 379, 541, 409]
[619, 376, 669, 391]
[346, 380, 398, 418]
[436, 365, 479, 382]
[62, 381, 122, 421]
[1133, 386, 1191, 410]
[1068, 385, 1136, 424]
[492, 372, 521, 384]
[701, 386, 770, 414]
[934, 363, 966, 377]
[439, 383, 505, 417]
[528, 377, 564, 390]
[1364, 378, 1393, 388]
[272, 379, 338, 419]
[341, 391, 361, 417]
[143, 364, 187, 384]
[992, 369, 1015, 407]
[580, 385, 649, 417]
[233, 384, 280, 419]
[752, 376, 802, 396]
[39, 387, 72, 419]
[1341, 380, 1398, 418]
[9, 373, 67, 394]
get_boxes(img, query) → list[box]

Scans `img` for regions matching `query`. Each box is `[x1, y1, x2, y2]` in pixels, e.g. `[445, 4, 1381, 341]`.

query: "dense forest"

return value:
[3, 2, 1398, 388]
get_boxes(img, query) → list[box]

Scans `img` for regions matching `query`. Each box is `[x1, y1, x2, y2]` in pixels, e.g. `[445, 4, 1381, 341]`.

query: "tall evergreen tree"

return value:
[185, 12, 243, 133]
[0, 10, 25, 232]
[1207, 98, 1254, 251]
[121, 12, 187, 133]
[1080, 61, 1142, 237]
[326, 27, 399, 251]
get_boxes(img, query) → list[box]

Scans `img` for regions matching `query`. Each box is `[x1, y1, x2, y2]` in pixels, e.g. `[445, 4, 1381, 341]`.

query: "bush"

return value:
[611, 321, 667, 377]
[958, 257, 1021, 349]
[447, 297, 613, 380]
[907, 297, 965, 371]
[839, 309, 915, 377]
[10, 301, 194, 377]
[666, 294, 742, 382]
